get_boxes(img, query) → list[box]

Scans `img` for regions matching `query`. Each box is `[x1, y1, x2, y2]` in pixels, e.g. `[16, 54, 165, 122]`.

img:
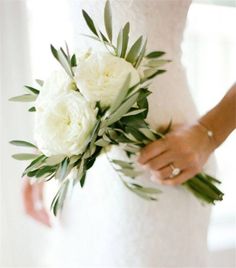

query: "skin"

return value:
[23, 83, 236, 226]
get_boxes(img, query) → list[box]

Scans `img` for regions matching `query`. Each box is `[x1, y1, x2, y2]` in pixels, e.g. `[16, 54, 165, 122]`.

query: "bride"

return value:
[22, 0, 236, 267]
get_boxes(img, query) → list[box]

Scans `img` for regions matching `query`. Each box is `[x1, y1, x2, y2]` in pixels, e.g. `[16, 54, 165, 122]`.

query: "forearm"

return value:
[198, 82, 236, 150]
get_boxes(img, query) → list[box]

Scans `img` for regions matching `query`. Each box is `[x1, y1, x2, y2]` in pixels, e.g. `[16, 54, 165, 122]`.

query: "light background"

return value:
[0, 0, 235, 267]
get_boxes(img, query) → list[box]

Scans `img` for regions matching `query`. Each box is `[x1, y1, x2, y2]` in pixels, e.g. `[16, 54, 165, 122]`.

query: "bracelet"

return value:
[197, 121, 218, 150]
[198, 122, 214, 138]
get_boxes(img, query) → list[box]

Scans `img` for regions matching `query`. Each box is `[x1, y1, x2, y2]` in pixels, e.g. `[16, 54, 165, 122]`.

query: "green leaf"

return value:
[104, 0, 112, 42]
[23, 155, 47, 176]
[123, 144, 140, 153]
[45, 155, 66, 166]
[143, 69, 166, 81]
[126, 36, 143, 64]
[117, 22, 130, 58]
[35, 79, 44, 86]
[28, 107, 36, 112]
[162, 119, 172, 135]
[82, 10, 98, 36]
[118, 168, 141, 178]
[144, 59, 170, 68]
[12, 153, 38, 161]
[51, 180, 70, 216]
[9, 94, 37, 102]
[71, 54, 77, 67]
[135, 38, 147, 68]
[105, 91, 140, 126]
[138, 186, 162, 194]
[95, 139, 110, 147]
[35, 165, 56, 178]
[80, 173, 86, 188]
[10, 140, 37, 148]
[123, 181, 159, 201]
[123, 108, 147, 117]
[50, 45, 73, 78]
[24, 85, 40, 95]
[146, 51, 166, 58]
[57, 158, 70, 181]
[138, 128, 156, 141]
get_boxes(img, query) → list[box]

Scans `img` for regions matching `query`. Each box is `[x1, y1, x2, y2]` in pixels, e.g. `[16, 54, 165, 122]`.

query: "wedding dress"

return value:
[45, 1, 217, 267]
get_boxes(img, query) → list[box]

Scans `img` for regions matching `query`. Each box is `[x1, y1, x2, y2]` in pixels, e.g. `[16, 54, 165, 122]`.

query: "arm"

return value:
[198, 83, 236, 149]
[138, 83, 236, 185]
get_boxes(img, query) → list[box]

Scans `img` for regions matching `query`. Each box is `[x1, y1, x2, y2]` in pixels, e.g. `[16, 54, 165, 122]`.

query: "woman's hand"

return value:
[22, 178, 51, 227]
[138, 123, 216, 185]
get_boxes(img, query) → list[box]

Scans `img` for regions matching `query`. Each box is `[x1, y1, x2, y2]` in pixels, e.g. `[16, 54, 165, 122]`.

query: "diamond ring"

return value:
[169, 164, 181, 178]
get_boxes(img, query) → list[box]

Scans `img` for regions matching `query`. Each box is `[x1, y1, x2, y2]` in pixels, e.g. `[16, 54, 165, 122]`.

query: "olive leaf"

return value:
[55, 158, 70, 181]
[28, 107, 36, 112]
[10, 140, 37, 149]
[50, 45, 74, 78]
[135, 38, 147, 68]
[82, 10, 108, 42]
[23, 155, 47, 176]
[142, 69, 166, 81]
[123, 108, 147, 117]
[138, 128, 156, 141]
[117, 168, 141, 178]
[144, 59, 171, 68]
[9, 94, 37, 102]
[104, 0, 113, 42]
[104, 91, 140, 127]
[126, 36, 143, 65]
[117, 22, 130, 58]
[44, 155, 66, 166]
[35, 79, 44, 86]
[51, 179, 70, 216]
[24, 86, 40, 95]
[146, 51, 166, 58]
[12, 153, 39, 161]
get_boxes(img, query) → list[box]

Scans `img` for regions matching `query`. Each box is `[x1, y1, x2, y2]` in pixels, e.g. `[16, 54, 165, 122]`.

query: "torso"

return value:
[45, 1, 215, 267]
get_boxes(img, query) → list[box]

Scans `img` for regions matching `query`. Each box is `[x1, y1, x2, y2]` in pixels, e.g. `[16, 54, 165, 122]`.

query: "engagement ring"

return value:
[169, 164, 181, 178]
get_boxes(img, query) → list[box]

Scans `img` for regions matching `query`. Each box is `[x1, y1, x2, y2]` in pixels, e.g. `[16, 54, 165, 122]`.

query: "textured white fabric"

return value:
[46, 1, 217, 267]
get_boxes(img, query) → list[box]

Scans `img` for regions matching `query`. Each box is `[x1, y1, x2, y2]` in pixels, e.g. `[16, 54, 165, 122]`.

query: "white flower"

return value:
[34, 91, 97, 157]
[74, 51, 140, 107]
[36, 70, 76, 104]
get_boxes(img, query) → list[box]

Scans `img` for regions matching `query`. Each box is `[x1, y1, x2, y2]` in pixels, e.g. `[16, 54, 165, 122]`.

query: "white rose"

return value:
[36, 69, 76, 105]
[74, 51, 140, 107]
[34, 91, 97, 157]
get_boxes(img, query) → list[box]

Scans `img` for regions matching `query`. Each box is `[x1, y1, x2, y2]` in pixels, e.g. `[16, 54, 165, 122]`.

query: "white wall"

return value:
[0, 1, 51, 267]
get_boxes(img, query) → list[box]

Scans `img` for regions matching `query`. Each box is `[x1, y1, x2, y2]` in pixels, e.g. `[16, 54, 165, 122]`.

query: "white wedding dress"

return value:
[45, 1, 217, 267]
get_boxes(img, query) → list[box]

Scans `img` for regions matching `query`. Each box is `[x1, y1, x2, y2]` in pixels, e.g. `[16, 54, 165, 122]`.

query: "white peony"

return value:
[74, 51, 140, 107]
[34, 91, 97, 157]
[36, 70, 76, 103]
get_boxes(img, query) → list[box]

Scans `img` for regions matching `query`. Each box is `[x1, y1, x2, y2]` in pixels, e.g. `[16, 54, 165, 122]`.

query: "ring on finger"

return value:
[169, 164, 181, 178]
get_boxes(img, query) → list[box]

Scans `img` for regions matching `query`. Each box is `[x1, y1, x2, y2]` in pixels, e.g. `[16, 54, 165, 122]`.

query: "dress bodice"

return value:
[70, 0, 192, 62]
[69, 0, 197, 128]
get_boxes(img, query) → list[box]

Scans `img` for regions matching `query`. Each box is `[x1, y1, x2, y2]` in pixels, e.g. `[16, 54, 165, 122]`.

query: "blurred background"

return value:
[0, 0, 235, 267]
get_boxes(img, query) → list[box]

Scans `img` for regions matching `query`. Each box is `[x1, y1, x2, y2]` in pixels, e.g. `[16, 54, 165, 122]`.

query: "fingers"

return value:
[147, 151, 173, 171]
[28, 207, 52, 228]
[152, 169, 195, 186]
[22, 179, 51, 228]
[138, 138, 168, 164]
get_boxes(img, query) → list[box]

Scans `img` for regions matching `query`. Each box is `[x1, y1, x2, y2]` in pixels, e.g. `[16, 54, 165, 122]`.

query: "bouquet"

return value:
[10, 1, 223, 215]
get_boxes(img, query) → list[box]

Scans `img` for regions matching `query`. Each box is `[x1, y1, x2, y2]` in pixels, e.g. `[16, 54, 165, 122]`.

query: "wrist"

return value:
[195, 120, 218, 152]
